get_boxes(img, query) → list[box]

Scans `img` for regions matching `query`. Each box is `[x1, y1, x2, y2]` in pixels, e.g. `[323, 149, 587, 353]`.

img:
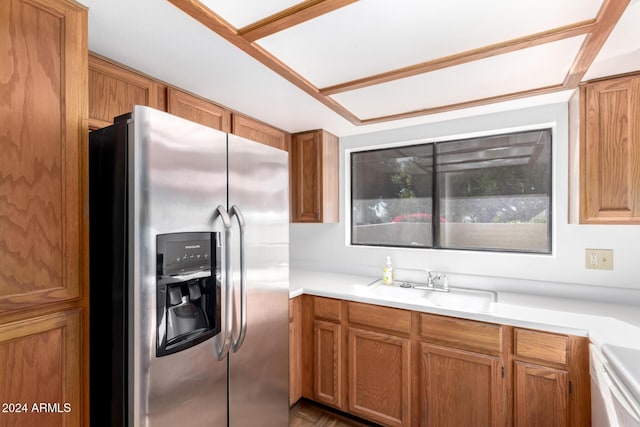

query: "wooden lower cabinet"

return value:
[420, 343, 503, 427]
[0, 310, 81, 427]
[289, 297, 302, 406]
[299, 297, 590, 427]
[348, 327, 411, 427]
[513, 328, 590, 427]
[314, 319, 343, 408]
[514, 362, 568, 427]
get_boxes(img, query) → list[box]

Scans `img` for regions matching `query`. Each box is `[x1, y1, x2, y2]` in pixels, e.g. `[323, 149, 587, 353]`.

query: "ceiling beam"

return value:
[238, 0, 358, 42]
[168, 0, 241, 43]
[563, 0, 630, 88]
[320, 21, 596, 96]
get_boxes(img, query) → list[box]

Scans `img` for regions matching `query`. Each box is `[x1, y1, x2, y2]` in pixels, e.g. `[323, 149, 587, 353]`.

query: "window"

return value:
[351, 129, 552, 253]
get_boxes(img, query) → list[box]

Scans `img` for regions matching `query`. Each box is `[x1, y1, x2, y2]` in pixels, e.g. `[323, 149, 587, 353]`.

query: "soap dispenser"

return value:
[382, 256, 394, 285]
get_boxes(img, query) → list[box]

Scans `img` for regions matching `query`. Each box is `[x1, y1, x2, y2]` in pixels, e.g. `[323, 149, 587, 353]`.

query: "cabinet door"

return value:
[89, 54, 159, 130]
[1, 0, 86, 313]
[420, 343, 504, 427]
[0, 310, 81, 427]
[314, 319, 342, 408]
[289, 298, 302, 406]
[232, 113, 289, 151]
[166, 87, 231, 132]
[581, 74, 640, 223]
[348, 327, 410, 427]
[290, 130, 339, 223]
[514, 362, 568, 427]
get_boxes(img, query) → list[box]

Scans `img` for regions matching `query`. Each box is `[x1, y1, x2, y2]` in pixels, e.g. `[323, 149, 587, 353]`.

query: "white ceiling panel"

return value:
[258, 0, 603, 88]
[199, 0, 301, 28]
[331, 36, 585, 120]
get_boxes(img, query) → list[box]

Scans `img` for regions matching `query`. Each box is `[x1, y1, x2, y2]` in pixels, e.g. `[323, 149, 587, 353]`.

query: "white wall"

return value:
[290, 103, 640, 302]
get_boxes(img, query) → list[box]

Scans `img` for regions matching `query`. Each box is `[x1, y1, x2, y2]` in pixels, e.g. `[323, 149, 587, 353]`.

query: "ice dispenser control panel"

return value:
[160, 237, 211, 276]
[156, 232, 221, 357]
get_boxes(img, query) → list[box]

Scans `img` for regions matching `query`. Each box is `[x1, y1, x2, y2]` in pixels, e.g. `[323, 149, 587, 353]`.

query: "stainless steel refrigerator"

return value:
[89, 105, 289, 426]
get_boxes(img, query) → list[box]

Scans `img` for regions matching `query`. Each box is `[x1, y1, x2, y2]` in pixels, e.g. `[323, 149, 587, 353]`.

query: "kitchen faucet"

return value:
[426, 270, 449, 292]
[394, 269, 450, 292]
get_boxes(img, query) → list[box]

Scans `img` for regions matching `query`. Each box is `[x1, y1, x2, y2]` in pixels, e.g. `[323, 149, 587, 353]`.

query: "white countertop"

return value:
[290, 268, 640, 401]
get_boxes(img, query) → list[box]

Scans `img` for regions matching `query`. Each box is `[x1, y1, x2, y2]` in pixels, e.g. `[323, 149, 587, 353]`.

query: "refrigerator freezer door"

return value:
[131, 106, 230, 427]
[227, 134, 290, 426]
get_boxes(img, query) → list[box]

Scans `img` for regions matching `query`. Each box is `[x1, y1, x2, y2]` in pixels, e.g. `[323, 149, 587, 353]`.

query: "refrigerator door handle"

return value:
[230, 205, 247, 352]
[214, 205, 233, 361]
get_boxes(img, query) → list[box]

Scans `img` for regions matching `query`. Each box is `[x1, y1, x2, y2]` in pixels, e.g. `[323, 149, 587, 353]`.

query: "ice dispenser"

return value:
[156, 232, 221, 356]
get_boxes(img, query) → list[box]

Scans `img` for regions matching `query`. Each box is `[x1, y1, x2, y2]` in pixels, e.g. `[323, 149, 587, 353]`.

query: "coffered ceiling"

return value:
[81, 0, 640, 135]
[168, 0, 630, 125]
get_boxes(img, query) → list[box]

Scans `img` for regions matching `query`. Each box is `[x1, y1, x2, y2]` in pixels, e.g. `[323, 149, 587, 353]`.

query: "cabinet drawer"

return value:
[348, 302, 411, 336]
[419, 313, 502, 355]
[313, 297, 342, 322]
[514, 328, 568, 366]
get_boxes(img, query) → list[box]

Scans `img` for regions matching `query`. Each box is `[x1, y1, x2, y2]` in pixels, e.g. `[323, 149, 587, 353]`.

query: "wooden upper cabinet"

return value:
[579, 73, 640, 223]
[290, 130, 339, 223]
[89, 54, 161, 130]
[166, 87, 231, 132]
[89, 54, 291, 153]
[232, 113, 289, 151]
[0, 0, 86, 313]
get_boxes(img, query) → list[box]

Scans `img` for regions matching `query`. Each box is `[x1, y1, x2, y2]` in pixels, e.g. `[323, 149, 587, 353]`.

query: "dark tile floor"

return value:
[289, 400, 380, 427]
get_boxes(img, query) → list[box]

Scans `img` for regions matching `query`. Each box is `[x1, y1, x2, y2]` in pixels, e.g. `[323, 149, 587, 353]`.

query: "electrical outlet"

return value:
[585, 248, 614, 270]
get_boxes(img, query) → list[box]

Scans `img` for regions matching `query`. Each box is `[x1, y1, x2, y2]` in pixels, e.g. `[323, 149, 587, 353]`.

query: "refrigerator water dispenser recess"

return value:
[156, 232, 221, 357]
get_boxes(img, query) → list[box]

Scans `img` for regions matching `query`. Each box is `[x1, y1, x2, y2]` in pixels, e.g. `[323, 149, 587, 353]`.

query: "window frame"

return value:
[347, 126, 554, 255]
